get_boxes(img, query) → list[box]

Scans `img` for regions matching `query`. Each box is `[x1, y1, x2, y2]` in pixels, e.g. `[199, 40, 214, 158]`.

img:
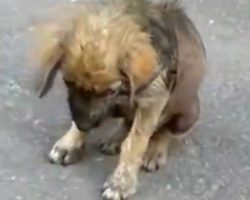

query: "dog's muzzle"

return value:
[67, 88, 125, 132]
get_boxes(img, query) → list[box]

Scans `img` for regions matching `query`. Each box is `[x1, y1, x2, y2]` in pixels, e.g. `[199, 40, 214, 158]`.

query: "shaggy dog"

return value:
[32, 0, 206, 199]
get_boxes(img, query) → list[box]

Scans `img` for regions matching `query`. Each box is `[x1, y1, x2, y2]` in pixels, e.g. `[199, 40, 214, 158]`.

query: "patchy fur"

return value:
[31, 0, 206, 199]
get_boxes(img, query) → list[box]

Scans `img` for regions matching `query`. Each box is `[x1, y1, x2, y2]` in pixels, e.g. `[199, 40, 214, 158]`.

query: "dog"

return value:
[31, 0, 206, 199]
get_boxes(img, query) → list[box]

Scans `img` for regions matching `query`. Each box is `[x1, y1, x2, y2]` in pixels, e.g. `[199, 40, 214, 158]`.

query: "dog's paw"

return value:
[141, 140, 167, 172]
[99, 139, 121, 155]
[49, 137, 84, 166]
[101, 171, 137, 200]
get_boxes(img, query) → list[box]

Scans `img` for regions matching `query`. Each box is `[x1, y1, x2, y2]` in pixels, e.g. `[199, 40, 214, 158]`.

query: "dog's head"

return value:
[31, 5, 158, 130]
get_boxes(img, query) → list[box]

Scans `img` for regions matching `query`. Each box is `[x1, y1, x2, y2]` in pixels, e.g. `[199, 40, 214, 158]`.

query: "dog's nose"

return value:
[90, 110, 100, 121]
[76, 117, 101, 132]
[89, 111, 102, 126]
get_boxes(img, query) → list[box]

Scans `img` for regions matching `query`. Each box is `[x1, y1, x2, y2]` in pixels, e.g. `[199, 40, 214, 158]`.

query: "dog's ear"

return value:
[31, 22, 65, 98]
[120, 44, 158, 104]
[35, 52, 63, 98]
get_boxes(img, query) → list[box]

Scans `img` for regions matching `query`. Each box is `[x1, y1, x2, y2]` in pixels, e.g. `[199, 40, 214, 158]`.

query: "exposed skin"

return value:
[33, 1, 206, 199]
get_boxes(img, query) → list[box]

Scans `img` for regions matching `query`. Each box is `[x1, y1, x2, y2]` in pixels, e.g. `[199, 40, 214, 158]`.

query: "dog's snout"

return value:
[89, 110, 102, 125]
[90, 110, 100, 120]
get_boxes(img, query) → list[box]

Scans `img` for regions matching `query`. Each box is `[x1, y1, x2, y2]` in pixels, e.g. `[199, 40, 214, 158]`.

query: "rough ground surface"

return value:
[0, 0, 250, 200]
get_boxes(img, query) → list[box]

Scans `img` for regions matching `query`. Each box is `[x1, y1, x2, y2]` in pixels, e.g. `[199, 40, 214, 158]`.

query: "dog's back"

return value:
[126, 1, 206, 134]
[32, 1, 207, 199]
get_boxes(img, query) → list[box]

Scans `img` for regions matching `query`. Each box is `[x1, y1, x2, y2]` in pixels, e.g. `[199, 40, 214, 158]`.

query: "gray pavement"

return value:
[0, 0, 250, 199]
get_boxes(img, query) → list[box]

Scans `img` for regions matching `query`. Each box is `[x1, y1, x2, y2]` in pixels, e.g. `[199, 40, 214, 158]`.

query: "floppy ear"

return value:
[31, 23, 65, 98]
[121, 44, 158, 104]
[35, 53, 62, 98]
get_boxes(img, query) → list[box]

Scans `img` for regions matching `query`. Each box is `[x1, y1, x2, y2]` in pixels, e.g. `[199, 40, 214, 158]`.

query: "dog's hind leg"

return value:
[49, 121, 85, 165]
[141, 128, 170, 172]
[99, 118, 130, 155]
[167, 94, 200, 138]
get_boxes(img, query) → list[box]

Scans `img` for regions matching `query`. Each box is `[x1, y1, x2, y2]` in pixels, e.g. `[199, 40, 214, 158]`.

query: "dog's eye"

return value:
[94, 88, 117, 97]
[102, 89, 115, 96]
[107, 89, 117, 95]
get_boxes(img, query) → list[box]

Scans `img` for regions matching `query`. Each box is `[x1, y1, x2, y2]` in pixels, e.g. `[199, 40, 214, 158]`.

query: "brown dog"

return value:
[32, 0, 206, 199]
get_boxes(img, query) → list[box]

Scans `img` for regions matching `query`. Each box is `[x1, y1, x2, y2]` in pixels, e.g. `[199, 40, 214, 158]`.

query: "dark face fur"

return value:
[65, 80, 125, 131]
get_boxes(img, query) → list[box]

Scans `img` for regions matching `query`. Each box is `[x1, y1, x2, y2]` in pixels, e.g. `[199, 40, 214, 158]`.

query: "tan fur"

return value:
[102, 76, 170, 198]
[32, 1, 206, 199]
[32, 3, 157, 93]
[142, 129, 170, 171]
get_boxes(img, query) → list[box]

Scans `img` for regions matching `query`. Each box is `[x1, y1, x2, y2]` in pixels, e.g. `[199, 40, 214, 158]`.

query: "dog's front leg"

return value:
[49, 121, 85, 165]
[102, 94, 168, 200]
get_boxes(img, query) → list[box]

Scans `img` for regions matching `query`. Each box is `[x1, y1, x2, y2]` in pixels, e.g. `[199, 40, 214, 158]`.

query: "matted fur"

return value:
[31, 1, 206, 199]
[32, 2, 158, 93]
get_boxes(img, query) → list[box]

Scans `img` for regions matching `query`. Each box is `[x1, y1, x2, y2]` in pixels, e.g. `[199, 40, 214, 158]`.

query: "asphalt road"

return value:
[0, 0, 250, 200]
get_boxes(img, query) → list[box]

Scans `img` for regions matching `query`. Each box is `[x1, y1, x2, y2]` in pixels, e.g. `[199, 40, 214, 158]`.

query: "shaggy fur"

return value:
[31, 0, 206, 199]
